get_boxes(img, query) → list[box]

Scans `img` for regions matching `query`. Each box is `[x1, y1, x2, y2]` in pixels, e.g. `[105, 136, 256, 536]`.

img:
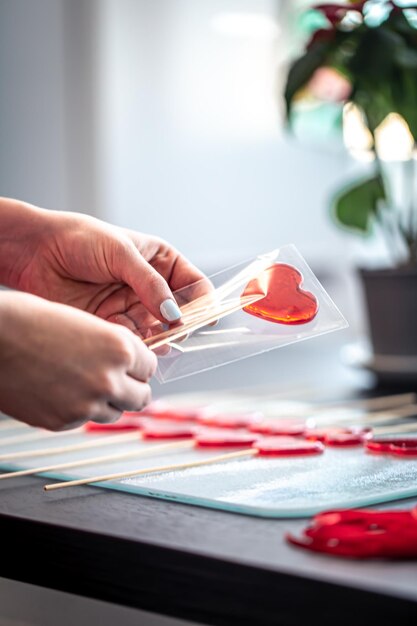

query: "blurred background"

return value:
[0, 0, 374, 371]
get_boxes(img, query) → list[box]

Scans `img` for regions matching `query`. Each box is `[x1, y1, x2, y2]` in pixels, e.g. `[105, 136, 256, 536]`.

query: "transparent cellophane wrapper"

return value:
[144, 244, 348, 382]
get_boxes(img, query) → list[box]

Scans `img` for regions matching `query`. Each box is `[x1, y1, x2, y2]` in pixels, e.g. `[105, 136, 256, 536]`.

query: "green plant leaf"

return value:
[395, 47, 417, 68]
[332, 175, 385, 232]
[284, 39, 333, 119]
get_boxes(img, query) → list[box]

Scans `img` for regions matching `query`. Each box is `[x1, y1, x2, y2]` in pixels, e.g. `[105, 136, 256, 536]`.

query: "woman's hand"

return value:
[0, 198, 209, 337]
[0, 292, 157, 430]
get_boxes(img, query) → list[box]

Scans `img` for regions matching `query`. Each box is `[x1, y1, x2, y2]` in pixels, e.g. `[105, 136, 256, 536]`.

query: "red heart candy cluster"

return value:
[242, 263, 318, 325]
[365, 438, 417, 457]
[287, 507, 417, 559]
[286, 507, 417, 559]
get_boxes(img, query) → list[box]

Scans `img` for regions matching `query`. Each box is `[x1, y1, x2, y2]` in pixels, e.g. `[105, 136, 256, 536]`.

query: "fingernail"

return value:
[160, 298, 181, 322]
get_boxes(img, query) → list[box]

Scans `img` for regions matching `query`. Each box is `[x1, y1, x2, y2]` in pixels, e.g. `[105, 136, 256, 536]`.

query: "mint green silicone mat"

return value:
[1, 424, 417, 518]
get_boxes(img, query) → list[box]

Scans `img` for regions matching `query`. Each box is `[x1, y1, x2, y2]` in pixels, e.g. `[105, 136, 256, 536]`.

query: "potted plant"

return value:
[284, 0, 417, 376]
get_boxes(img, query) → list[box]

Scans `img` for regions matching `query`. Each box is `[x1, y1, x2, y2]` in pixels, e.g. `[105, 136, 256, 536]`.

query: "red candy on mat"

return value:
[306, 427, 371, 446]
[197, 412, 262, 429]
[195, 429, 259, 448]
[304, 427, 346, 442]
[84, 416, 145, 432]
[253, 436, 324, 456]
[324, 428, 372, 447]
[390, 439, 417, 457]
[249, 419, 306, 437]
[365, 437, 417, 456]
[364, 438, 395, 454]
[140, 420, 196, 440]
[242, 263, 318, 325]
[287, 507, 417, 559]
[133, 401, 204, 422]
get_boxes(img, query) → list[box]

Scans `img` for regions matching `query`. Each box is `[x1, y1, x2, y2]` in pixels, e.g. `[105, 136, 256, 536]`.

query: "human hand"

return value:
[1, 200, 210, 338]
[0, 292, 157, 430]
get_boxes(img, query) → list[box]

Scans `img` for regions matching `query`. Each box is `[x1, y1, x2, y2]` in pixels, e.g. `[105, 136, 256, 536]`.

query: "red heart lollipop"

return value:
[126, 401, 203, 422]
[305, 427, 371, 446]
[242, 263, 318, 325]
[253, 436, 324, 456]
[389, 439, 417, 457]
[324, 428, 372, 447]
[140, 420, 196, 440]
[365, 438, 396, 454]
[249, 419, 306, 437]
[287, 508, 417, 559]
[194, 429, 259, 448]
[196, 412, 262, 429]
[365, 437, 417, 456]
[84, 415, 146, 432]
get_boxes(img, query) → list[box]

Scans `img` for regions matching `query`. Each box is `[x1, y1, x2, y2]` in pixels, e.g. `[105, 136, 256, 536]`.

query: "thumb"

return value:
[112, 243, 182, 324]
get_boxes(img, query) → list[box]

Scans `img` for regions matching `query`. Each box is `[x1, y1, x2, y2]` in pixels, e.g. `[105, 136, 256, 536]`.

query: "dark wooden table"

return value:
[1, 334, 417, 626]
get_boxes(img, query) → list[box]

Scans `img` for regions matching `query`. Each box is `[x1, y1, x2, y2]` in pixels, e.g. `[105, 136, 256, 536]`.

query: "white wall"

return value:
[0, 0, 365, 331]
[0, 0, 68, 209]
[0, 0, 355, 270]
[0, 0, 101, 216]
[94, 0, 353, 271]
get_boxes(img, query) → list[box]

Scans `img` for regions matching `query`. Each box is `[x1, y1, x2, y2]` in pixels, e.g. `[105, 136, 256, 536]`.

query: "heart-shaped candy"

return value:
[242, 263, 318, 325]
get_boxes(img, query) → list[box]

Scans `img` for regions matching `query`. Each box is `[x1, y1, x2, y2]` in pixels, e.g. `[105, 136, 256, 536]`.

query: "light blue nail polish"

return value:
[160, 298, 181, 322]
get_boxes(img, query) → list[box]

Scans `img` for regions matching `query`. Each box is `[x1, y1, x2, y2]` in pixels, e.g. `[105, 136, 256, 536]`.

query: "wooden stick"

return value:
[310, 392, 416, 413]
[1, 431, 55, 447]
[357, 404, 417, 424]
[44, 448, 257, 491]
[0, 428, 83, 447]
[178, 254, 274, 317]
[0, 440, 194, 480]
[345, 393, 416, 411]
[255, 392, 416, 420]
[311, 403, 417, 427]
[145, 254, 273, 349]
[373, 422, 417, 436]
[145, 294, 263, 350]
[0, 432, 142, 462]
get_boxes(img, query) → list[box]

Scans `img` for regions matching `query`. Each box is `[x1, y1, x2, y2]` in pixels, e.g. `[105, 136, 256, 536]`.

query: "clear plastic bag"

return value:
[148, 244, 348, 382]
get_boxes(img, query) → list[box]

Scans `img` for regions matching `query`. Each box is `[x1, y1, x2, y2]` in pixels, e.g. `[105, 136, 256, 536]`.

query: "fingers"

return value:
[108, 377, 152, 413]
[120, 329, 158, 381]
[119, 233, 213, 319]
[106, 328, 157, 411]
[113, 243, 182, 324]
[47, 403, 123, 430]
[90, 405, 124, 425]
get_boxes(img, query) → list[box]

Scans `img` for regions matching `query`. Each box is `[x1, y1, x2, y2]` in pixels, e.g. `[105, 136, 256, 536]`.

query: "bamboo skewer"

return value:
[339, 393, 416, 411]
[202, 391, 417, 421]
[372, 422, 417, 436]
[44, 448, 257, 491]
[0, 432, 142, 462]
[306, 393, 416, 416]
[0, 428, 83, 447]
[0, 440, 194, 480]
[145, 294, 263, 350]
[310, 403, 417, 427]
[177, 254, 274, 317]
[144, 253, 273, 351]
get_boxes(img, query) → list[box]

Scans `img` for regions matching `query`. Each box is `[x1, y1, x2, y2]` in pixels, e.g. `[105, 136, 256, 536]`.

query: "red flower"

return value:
[314, 2, 368, 25]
